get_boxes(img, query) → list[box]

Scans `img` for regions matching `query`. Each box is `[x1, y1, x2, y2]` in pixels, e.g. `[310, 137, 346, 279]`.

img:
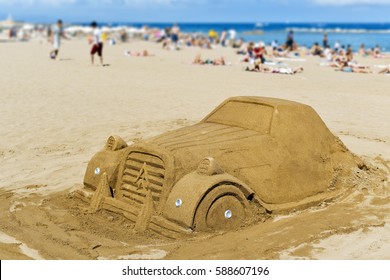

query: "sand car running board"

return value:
[259, 188, 348, 214]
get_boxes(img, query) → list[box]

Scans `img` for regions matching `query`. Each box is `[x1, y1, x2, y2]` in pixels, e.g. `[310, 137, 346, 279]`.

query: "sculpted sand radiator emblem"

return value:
[134, 163, 150, 191]
[133, 162, 155, 233]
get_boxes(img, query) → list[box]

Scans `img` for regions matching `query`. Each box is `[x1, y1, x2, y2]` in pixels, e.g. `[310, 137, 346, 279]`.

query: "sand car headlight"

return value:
[175, 198, 183, 207]
[196, 157, 223, 176]
[105, 135, 128, 151]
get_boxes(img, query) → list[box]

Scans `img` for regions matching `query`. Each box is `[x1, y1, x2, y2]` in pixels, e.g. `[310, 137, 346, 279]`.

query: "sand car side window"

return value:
[205, 101, 274, 134]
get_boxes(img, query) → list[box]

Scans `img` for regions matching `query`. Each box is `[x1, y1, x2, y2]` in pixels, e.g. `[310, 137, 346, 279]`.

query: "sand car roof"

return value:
[203, 96, 311, 121]
[225, 96, 306, 108]
[202, 96, 312, 134]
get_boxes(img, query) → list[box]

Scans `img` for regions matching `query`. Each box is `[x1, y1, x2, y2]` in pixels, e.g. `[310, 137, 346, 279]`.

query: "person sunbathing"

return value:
[335, 61, 372, 73]
[192, 53, 225, 65]
[372, 47, 390, 59]
[245, 60, 303, 74]
[378, 67, 390, 74]
[328, 56, 360, 69]
[124, 50, 154, 57]
[272, 48, 290, 58]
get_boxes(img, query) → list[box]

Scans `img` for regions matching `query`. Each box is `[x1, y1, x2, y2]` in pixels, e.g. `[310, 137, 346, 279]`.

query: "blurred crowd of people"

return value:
[3, 20, 388, 74]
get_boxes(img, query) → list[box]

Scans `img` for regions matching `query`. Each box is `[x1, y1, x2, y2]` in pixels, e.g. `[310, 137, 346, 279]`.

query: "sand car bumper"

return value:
[101, 197, 192, 239]
[74, 187, 191, 239]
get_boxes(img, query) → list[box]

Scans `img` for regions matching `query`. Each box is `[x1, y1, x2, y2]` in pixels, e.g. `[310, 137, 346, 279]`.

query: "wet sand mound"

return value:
[0, 156, 388, 259]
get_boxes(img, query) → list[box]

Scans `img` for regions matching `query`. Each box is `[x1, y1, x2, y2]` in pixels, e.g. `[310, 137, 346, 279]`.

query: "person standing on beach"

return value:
[90, 21, 104, 66]
[220, 29, 227, 46]
[171, 23, 180, 48]
[322, 33, 329, 48]
[285, 30, 294, 51]
[49, 20, 68, 60]
[228, 29, 237, 46]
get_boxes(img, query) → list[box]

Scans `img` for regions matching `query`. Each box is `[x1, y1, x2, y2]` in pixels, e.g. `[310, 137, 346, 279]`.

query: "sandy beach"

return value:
[0, 38, 389, 259]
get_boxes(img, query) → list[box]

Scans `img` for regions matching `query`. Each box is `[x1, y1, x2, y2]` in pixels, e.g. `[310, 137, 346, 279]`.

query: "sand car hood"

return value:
[115, 122, 266, 213]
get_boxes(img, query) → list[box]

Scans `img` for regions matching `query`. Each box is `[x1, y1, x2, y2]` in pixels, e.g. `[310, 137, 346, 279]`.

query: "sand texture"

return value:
[0, 39, 389, 259]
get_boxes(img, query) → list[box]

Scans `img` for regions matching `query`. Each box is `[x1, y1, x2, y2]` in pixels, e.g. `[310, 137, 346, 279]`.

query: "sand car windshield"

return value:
[204, 101, 274, 134]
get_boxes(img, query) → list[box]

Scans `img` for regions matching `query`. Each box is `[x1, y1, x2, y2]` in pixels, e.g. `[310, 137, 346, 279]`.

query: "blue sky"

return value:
[1, 0, 390, 23]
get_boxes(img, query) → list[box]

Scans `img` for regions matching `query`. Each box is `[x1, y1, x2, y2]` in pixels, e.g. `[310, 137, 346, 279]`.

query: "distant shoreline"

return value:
[2, 21, 390, 49]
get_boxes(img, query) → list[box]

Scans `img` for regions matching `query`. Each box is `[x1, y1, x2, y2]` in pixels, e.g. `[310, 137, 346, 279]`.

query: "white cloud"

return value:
[313, 0, 390, 5]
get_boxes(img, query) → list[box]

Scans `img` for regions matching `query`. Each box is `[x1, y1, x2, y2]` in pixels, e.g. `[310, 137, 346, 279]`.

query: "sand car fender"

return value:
[162, 171, 255, 229]
[84, 135, 128, 191]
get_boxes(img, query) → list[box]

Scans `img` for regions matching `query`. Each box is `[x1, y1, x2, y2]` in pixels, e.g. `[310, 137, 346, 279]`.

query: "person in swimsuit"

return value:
[322, 33, 329, 48]
[171, 23, 180, 48]
[245, 59, 303, 74]
[285, 30, 294, 51]
[124, 50, 154, 57]
[192, 53, 225, 65]
[378, 67, 390, 74]
[336, 61, 372, 73]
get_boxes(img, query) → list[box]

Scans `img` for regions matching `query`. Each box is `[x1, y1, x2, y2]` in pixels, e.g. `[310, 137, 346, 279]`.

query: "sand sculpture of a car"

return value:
[77, 96, 358, 238]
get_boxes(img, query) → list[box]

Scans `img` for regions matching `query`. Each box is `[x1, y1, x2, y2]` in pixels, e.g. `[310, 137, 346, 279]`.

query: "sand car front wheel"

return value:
[193, 184, 252, 231]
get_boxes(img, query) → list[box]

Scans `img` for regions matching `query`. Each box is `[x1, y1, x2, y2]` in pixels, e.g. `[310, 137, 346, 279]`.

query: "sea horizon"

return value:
[75, 22, 390, 50]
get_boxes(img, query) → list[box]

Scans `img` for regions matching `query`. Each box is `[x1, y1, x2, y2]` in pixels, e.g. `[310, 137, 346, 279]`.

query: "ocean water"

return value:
[80, 22, 390, 51]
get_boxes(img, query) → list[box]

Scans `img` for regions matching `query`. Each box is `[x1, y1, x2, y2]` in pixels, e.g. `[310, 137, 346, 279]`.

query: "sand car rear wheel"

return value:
[193, 185, 252, 231]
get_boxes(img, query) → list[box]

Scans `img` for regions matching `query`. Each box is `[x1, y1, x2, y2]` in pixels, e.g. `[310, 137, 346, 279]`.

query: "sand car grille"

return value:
[120, 152, 165, 207]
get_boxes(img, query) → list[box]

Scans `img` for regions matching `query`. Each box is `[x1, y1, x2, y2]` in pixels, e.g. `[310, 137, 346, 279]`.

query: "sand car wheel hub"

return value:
[194, 185, 251, 231]
[206, 195, 246, 230]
